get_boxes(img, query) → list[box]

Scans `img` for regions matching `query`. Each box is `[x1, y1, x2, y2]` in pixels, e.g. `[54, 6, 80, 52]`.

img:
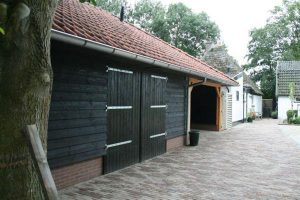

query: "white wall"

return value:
[253, 95, 262, 113]
[243, 93, 253, 118]
[230, 76, 244, 122]
[220, 76, 244, 126]
[247, 94, 253, 115]
[278, 96, 300, 121]
[243, 92, 262, 118]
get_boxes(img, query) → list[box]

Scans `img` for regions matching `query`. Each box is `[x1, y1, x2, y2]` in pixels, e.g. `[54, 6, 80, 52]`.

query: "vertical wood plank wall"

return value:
[166, 75, 187, 139]
[104, 68, 140, 173]
[140, 72, 167, 161]
[48, 42, 188, 172]
[48, 43, 108, 168]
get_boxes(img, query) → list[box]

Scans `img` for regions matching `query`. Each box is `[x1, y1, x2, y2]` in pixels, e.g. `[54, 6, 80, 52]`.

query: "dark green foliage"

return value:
[287, 109, 295, 120]
[80, 0, 130, 15]
[96, 0, 131, 16]
[128, 0, 166, 33]
[79, 0, 97, 6]
[96, 0, 220, 57]
[259, 69, 276, 99]
[244, 0, 300, 99]
[0, 27, 4, 35]
[287, 109, 298, 123]
[247, 117, 253, 122]
[164, 3, 220, 57]
[271, 111, 278, 119]
[294, 117, 300, 124]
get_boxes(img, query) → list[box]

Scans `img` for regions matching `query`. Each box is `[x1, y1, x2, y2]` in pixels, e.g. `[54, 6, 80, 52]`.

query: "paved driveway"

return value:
[61, 119, 300, 199]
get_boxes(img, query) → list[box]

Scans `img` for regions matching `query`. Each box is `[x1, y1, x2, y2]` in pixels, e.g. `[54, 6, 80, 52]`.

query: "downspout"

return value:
[225, 86, 230, 93]
[186, 86, 193, 145]
[243, 88, 245, 122]
[186, 78, 207, 145]
[243, 88, 244, 122]
[246, 90, 248, 120]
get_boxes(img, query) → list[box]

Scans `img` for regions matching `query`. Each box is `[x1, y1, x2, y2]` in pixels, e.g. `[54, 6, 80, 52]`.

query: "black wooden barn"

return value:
[48, 0, 237, 189]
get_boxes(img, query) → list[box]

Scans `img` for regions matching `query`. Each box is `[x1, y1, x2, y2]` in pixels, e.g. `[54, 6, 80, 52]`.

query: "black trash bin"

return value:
[189, 130, 200, 146]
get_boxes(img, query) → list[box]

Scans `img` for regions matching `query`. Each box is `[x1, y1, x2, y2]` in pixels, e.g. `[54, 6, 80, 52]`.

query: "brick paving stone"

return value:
[60, 119, 300, 200]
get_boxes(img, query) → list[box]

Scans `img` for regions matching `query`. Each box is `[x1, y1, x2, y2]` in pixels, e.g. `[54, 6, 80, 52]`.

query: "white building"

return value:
[203, 43, 262, 129]
[276, 61, 300, 122]
[220, 72, 244, 129]
[243, 73, 263, 119]
[231, 72, 244, 123]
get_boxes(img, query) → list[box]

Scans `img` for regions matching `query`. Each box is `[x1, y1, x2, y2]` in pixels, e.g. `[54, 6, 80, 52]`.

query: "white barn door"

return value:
[221, 92, 227, 130]
[226, 93, 233, 129]
[222, 92, 233, 130]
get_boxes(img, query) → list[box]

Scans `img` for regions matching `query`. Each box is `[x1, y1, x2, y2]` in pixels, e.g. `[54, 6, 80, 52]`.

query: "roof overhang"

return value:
[51, 29, 238, 86]
[244, 86, 263, 96]
[233, 71, 243, 80]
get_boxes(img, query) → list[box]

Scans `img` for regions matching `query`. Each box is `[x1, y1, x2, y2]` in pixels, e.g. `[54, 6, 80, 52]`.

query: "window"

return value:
[236, 91, 239, 101]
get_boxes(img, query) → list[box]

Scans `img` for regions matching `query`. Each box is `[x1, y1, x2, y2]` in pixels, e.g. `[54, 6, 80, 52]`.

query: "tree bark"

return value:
[0, 0, 57, 199]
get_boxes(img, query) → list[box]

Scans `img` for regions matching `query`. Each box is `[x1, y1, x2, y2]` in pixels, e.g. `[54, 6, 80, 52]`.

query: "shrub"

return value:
[288, 117, 294, 124]
[294, 117, 300, 124]
[287, 110, 297, 121]
[247, 117, 253, 122]
[271, 111, 278, 119]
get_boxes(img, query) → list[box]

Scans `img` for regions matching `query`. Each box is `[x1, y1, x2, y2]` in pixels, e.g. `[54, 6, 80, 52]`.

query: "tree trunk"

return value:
[0, 0, 57, 199]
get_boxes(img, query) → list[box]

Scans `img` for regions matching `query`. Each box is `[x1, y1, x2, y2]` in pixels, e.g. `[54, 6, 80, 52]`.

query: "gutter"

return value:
[51, 29, 237, 86]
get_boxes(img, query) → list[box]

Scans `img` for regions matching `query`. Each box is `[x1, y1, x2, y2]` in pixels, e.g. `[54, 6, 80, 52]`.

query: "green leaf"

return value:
[245, 0, 300, 99]
[79, 0, 97, 6]
[0, 27, 5, 35]
[129, 0, 220, 57]
[90, 0, 97, 6]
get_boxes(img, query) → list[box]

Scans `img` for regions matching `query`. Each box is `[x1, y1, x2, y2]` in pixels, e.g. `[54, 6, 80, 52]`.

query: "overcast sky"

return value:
[128, 0, 282, 65]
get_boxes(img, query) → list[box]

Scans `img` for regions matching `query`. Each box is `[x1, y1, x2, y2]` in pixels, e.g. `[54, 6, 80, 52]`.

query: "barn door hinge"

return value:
[106, 66, 133, 74]
[106, 105, 133, 111]
[150, 132, 167, 139]
[105, 140, 132, 150]
[150, 104, 168, 109]
[151, 75, 168, 81]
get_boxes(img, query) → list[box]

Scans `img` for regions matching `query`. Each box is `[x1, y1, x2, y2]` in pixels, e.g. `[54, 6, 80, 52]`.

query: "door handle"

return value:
[149, 132, 167, 139]
[105, 140, 132, 150]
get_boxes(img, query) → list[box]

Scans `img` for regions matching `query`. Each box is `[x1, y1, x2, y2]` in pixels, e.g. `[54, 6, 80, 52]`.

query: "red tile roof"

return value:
[52, 0, 237, 85]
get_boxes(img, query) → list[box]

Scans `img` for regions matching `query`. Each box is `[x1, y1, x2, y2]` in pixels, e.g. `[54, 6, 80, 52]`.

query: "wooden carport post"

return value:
[215, 87, 222, 131]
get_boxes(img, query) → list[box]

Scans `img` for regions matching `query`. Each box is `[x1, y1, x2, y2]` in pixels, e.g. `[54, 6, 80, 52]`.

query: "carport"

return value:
[189, 78, 222, 131]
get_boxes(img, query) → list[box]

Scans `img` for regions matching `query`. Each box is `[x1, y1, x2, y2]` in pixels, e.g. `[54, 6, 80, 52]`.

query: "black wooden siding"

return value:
[48, 53, 107, 168]
[48, 41, 188, 169]
[104, 68, 141, 173]
[140, 73, 167, 161]
[166, 75, 187, 139]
